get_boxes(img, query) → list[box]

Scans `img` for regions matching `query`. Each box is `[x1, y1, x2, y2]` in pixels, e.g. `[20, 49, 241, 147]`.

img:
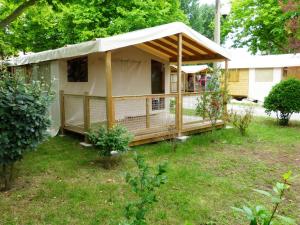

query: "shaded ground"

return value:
[1, 118, 300, 225]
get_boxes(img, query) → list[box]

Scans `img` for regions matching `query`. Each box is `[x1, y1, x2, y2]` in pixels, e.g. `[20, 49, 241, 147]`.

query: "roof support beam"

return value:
[163, 36, 199, 56]
[182, 36, 215, 55]
[144, 42, 177, 58]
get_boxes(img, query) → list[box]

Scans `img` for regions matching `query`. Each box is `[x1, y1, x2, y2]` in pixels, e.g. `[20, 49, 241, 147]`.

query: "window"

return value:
[255, 69, 273, 82]
[67, 57, 88, 82]
[286, 67, 300, 79]
[228, 69, 239, 82]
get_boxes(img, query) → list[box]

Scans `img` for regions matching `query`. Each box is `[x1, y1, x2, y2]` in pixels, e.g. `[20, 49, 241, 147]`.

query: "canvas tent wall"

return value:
[223, 53, 300, 102]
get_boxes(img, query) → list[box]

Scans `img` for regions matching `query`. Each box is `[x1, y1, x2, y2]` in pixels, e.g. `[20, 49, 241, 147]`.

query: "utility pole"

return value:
[214, 0, 221, 45]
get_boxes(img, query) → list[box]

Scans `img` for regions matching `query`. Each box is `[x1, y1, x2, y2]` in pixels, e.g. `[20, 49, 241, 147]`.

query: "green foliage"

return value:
[228, 107, 253, 136]
[232, 171, 296, 225]
[264, 78, 300, 126]
[180, 0, 214, 40]
[120, 153, 167, 225]
[1, 0, 188, 56]
[196, 68, 225, 129]
[223, 0, 299, 54]
[0, 70, 53, 190]
[88, 125, 133, 157]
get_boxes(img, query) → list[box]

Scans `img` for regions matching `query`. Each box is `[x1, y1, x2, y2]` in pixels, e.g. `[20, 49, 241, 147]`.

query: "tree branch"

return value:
[0, 0, 37, 29]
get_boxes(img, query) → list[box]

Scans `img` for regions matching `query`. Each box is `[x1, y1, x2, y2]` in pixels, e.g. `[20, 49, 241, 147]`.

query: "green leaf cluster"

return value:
[88, 125, 133, 157]
[121, 153, 167, 225]
[264, 78, 300, 126]
[195, 68, 225, 129]
[0, 71, 52, 165]
[232, 171, 296, 225]
[0, 70, 53, 190]
[180, 0, 215, 40]
[223, 0, 299, 54]
[1, 0, 188, 56]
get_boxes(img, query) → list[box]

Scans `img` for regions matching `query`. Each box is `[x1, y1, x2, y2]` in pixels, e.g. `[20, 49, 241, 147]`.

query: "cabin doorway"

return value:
[151, 60, 165, 110]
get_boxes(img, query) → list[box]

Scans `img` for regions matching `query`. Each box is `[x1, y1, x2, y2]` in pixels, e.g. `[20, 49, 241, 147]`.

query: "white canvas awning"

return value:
[221, 52, 300, 69]
[171, 65, 209, 73]
[8, 22, 231, 66]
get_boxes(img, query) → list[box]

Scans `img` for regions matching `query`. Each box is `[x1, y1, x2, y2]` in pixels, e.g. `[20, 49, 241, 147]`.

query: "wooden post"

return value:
[146, 97, 150, 128]
[176, 33, 183, 135]
[193, 73, 196, 92]
[83, 91, 90, 142]
[59, 90, 65, 135]
[105, 51, 115, 129]
[223, 59, 229, 122]
[183, 73, 186, 93]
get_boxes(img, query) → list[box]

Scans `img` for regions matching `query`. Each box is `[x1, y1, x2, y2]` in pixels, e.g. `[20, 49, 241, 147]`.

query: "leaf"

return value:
[282, 171, 292, 180]
[276, 215, 296, 225]
[253, 189, 272, 197]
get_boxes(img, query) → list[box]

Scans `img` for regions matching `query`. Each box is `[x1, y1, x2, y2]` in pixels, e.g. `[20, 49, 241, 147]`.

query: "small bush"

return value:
[232, 171, 296, 225]
[120, 153, 167, 225]
[88, 125, 133, 157]
[228, 107, 253, 136]
[264, 78, 300, 126]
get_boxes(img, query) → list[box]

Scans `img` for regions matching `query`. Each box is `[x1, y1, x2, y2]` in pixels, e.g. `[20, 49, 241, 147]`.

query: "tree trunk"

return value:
[1, 163, 14, 191]
[0, 0, 37, 29]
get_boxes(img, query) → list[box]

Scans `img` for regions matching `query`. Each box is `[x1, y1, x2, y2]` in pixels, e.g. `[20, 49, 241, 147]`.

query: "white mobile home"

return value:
[225, 53, 300, 102]
[8, 22, 230, 145]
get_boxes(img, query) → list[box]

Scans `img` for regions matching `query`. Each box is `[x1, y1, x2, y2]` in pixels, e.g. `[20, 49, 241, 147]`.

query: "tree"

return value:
[279, 0, 300, 52]
[0, 70, 53, 191]
[180, 0, 215, 39]
[1, 0, 188, 56]
[264, 78, 300, 126]
[223, 0, 299, 54]
[0, 0, 37, 29]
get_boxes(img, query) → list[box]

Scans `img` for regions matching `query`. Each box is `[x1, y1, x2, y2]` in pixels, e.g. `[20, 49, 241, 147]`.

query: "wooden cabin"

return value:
[224, 53, 300, 101]
[8, 22, 231, 145]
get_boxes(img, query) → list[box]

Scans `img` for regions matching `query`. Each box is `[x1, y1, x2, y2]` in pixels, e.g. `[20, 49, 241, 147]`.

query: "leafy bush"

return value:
[120, 153, 167, 225]
[232, 171, 296, 225]
[264, 78, 300, 126]
[228, 107, 253, 136]
[88, 125, 133, 157]
[0, 71, 53, 191]
[196, 68, 226, 132]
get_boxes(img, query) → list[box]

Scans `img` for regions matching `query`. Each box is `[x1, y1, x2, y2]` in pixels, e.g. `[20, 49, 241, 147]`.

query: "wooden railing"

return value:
[60, 90, 106, 141]
[59, 90, 221, 141]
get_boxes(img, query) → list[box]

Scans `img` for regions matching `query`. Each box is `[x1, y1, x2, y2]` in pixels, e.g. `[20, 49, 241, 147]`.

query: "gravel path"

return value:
[228, 103, 300, 121]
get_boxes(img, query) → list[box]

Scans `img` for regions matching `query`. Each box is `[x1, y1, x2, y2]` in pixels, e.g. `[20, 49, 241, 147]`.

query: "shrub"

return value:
[232, 171, 296, 225]
[88, 125, 133, 157]
[228, 107, 253, 136]
[120, 153, 167, 225]
[196, 68, 226, 133]
[0, 71, 53, 191]
[264, 78, 300, 126]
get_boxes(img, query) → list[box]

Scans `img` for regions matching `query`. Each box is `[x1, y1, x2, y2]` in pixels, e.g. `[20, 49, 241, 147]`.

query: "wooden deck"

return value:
[63, 112, 224, 145]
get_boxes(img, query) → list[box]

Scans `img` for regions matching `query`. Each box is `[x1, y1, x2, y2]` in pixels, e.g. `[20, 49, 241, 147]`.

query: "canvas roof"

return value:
[8, 22, 231, 66]
[171, 65, 209, 73]
[222, 53, 300, 69]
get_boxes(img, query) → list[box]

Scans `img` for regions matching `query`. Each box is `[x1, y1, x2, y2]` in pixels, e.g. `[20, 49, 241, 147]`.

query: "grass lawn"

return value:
[1, 118, 300, 225]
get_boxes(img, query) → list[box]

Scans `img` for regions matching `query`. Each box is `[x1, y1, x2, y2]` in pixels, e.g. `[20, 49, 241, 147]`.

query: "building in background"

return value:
[224, 53, 300, 102]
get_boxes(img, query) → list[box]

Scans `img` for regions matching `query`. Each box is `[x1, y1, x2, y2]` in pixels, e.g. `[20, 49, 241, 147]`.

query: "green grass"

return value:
[1, 118, 300, 225]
